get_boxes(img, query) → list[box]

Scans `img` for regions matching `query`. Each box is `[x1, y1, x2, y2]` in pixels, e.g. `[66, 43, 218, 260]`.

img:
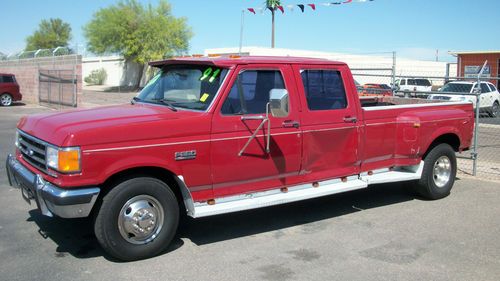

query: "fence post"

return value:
[472, 60, 488, 176]
[391, 51, 396, 87]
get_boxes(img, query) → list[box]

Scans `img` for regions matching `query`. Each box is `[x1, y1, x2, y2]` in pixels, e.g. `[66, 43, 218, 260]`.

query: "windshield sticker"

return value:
[200, 67, 221, 83]
[200, 93, 210, 102]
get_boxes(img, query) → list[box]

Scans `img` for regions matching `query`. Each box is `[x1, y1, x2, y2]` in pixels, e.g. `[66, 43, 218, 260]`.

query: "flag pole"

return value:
[239, 10, 245, 55]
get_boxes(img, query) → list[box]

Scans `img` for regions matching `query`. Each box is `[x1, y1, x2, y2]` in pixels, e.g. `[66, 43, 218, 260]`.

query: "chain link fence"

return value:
[351, 54, 500, 181]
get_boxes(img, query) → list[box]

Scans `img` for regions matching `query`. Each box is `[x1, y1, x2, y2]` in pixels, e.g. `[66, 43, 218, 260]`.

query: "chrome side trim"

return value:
[359, 161, 424, 185]
[190, 162, 425, 218]
[191, 176, 366, 218]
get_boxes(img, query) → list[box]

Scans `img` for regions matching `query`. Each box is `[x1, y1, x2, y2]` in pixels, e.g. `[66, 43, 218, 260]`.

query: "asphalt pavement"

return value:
[1, 104, 499, 281]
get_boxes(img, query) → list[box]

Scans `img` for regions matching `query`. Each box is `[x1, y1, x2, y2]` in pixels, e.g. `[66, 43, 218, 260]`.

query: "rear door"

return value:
[292, 64, 360, 183]
[210, 64, 302, 198]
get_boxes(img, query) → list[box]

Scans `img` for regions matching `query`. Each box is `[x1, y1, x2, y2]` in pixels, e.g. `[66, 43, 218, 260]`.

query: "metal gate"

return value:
[39, 69, 77, 108]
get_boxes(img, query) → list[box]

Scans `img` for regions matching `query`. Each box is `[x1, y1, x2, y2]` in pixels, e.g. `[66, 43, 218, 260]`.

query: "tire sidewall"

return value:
[421, 144, 457, 199]
[96, 177, 179, 261]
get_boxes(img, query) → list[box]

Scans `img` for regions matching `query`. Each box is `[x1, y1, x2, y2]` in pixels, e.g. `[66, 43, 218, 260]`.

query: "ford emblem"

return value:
[28, 149, 34, 156]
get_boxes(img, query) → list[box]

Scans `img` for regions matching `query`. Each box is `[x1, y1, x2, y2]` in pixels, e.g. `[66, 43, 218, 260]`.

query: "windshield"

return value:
[136, 65, 228, 111]
[440, 83, 473, 94]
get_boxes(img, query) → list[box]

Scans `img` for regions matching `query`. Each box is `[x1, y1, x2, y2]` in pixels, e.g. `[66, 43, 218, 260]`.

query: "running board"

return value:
[188, 161, 424, 218]
[191, 176, 366, 218]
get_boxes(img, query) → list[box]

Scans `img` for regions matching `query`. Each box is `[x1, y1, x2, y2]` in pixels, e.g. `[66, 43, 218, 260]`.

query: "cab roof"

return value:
[149, 56, 346, 68]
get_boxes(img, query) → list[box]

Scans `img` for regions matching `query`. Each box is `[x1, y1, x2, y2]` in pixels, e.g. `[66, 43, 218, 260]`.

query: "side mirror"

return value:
[269, 89, 289, 118]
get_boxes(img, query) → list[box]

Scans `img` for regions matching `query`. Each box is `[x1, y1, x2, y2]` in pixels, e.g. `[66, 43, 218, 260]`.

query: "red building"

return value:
[450, 51, 500, 88]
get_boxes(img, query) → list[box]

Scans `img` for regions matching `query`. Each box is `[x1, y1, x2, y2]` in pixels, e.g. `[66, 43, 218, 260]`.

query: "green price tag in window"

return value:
[200, 67, 221, 83]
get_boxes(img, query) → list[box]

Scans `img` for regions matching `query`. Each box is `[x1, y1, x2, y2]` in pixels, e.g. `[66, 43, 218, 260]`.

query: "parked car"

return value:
[0, 73, 22, 106]
[394, 78, 432, 98]
[427, 81, 500, 117]
[360, 83, 393, 96]
[6, 56, 473, 261]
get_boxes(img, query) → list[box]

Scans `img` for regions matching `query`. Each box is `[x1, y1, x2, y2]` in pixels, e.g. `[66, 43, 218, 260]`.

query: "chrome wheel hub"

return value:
[1, 94, 12, 106]
[432, 156, 452, 188]
[118, 195, 164, 244]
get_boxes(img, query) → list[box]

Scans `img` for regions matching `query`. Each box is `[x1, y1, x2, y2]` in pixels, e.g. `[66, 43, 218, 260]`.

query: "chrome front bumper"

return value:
[6, 154, 100, 218]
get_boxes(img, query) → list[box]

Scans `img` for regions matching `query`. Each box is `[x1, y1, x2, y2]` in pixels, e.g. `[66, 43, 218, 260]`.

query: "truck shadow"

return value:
[26, 182, 421, 261]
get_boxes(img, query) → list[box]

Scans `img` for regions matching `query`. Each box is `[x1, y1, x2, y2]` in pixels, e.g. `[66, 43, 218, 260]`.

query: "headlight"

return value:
[46, 146, 81, 173]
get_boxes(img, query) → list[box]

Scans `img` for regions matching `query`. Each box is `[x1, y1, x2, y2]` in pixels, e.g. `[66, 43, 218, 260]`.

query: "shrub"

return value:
[84, 68, 107, 85]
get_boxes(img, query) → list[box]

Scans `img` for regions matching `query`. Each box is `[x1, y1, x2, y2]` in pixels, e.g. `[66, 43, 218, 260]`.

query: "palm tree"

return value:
[266, 0, 281, 48]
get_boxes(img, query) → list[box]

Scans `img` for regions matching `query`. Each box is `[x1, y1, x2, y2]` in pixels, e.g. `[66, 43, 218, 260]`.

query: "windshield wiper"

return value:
[152, 98, 178, 112]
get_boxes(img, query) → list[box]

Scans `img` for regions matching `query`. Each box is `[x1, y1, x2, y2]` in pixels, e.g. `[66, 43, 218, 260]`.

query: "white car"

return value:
[394, 78, 433, 98]
[427, 81, 500, 117]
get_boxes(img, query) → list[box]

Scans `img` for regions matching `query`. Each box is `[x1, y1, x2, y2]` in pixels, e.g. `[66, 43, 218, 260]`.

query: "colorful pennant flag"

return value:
[245, 0, 374, 15]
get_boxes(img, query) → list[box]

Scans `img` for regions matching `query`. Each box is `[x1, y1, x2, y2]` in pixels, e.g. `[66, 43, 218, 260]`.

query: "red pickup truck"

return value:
[6, 56, 474, 261]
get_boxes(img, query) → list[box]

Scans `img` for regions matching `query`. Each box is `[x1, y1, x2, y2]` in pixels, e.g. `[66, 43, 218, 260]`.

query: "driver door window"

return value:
[221, 70, 285, 115]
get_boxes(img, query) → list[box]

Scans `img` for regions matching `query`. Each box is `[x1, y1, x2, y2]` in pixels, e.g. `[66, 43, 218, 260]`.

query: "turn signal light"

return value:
[58, 150, 80, 172]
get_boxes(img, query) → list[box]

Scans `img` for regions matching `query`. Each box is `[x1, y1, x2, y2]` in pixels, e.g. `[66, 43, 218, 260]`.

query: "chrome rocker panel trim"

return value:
[6, 154, 100, 218]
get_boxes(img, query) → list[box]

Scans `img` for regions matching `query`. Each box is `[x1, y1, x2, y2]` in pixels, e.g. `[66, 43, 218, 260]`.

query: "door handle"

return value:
[282, 120, 300, 128]
[343, 116, 358, 123]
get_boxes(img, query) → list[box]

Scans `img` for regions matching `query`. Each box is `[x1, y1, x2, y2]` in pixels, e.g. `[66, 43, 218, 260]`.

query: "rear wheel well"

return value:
[97, 166, 185, 214]
[423, 133, 460, 159]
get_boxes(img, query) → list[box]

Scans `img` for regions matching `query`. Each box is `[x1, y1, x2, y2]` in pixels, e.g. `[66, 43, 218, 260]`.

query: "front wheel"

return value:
[94, 177, 179, 261]
[413, 143, 457, 200]
[489, 101, 499, 118]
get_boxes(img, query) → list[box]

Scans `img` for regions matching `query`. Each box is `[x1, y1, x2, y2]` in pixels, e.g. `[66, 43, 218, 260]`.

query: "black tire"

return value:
[489, 101, 499, 118]
[0, 93, 13, 106]
[413, 143, 457, 200]
[94, 177, 179, 261]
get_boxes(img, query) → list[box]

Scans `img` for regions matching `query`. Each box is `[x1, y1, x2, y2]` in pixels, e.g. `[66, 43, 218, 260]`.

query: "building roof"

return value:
[149, 55, 345, 68]
[448, 50, 500, 56]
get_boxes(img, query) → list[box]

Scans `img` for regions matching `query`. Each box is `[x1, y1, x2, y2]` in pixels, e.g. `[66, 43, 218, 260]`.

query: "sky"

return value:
[0, 0, 499, 62]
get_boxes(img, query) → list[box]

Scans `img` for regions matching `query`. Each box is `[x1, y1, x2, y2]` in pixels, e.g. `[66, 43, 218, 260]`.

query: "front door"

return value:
[290, 64, 360, 184]
[210, 64, 302, 198]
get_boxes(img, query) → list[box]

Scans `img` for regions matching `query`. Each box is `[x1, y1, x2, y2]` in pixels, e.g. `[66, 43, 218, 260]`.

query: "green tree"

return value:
[25, 18, 72, 51]
[266, 0, 281, 48]
[84, 0, 192, 87]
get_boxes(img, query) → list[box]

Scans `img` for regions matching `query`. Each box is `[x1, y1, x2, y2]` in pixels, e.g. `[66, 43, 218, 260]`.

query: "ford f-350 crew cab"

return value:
[6, 56, 474, 261]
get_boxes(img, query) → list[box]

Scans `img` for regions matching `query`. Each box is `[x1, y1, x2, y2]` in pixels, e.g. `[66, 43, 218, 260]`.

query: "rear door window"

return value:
[300, 69, 347, 111]
[416, 79, 431, 86]
[407, 79, 417, 86]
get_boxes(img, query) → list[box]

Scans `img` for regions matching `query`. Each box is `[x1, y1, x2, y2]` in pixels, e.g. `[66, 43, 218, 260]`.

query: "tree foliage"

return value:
[84, 0, 192, 65]
[25, 18, 72, 51]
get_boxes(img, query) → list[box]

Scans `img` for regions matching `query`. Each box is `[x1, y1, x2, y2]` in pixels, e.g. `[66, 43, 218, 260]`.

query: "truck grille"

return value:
[18, 131, 48, 172]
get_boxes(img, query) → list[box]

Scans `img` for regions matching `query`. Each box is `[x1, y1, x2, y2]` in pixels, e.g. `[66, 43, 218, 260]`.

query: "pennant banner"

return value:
[245, 0, 374, 14]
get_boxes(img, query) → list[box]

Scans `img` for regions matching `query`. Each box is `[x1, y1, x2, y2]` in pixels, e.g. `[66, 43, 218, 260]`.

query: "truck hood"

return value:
[18, 103, 210, 147]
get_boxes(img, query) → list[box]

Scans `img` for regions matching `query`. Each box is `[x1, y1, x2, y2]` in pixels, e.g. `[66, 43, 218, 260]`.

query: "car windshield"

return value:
[136, 65, 229, 111]
[440, 83, 473, 94]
